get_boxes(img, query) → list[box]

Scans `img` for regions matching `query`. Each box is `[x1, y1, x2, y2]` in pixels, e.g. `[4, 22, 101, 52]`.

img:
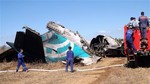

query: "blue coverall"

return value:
[139, 16, 149, 39]
[126, 29, 137, 54]
[16, 52, 27, 72]
[66, 50, 74, 72]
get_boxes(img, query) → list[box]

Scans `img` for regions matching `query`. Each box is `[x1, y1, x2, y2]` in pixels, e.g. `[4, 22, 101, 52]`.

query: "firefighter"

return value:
[138, 11, 149, 40]
[16, 49, 28, 72]
[66, 46, 74, 72]
[126, 17, 137, 54]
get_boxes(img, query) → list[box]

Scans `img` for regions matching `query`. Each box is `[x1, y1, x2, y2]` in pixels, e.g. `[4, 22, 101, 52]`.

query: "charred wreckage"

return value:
[0, 21, 123, 65]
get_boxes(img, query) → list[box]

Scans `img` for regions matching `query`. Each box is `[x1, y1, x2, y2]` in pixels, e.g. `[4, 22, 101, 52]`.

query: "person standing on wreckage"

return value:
[66, 46, 74, 72]
[138, 11, 149, 41]
[16, 49, 28, 72]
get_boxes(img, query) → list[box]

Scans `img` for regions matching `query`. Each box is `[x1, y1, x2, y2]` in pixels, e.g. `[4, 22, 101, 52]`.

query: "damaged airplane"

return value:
[90, 34, 123, 57]
[42, 21, 101, 65]
[0, 21, 122, 65]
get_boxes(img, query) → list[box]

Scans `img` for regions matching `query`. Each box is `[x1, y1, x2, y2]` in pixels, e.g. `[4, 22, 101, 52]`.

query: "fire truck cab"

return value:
[124, 26, 150, 67]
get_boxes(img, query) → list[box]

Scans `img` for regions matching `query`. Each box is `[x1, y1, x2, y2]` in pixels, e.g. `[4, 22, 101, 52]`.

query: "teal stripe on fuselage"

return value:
[46, 47, 52, 53]
[41, 31, 90, 62]
[41, 35, 47, 42]
[45, 56, 66, 62]
[44, 42, 90, 62]
[73, 44, 89, 58]
[48, 33, 67, 44]
[57, 43, 70, 54]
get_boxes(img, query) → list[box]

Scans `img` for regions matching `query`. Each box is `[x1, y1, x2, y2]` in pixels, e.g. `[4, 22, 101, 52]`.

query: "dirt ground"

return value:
[0, 57, 150, 84]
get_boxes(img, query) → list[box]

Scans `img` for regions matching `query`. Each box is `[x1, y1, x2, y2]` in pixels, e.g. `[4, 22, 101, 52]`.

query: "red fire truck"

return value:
[124, 26, 150, 67]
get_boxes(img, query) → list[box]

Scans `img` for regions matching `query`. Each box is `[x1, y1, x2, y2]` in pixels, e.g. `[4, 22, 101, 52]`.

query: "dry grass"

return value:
[0, 57, 125, 70]
[0, 61, 17, 70]
[0, 61, 65, 70]
[27, 61, 65, 70]
[94, 67, 150, 84]
[0, 57, 150, 84]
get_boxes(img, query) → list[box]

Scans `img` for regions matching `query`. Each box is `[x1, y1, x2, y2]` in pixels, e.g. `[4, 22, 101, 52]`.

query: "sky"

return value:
[0, 0, 150, 46]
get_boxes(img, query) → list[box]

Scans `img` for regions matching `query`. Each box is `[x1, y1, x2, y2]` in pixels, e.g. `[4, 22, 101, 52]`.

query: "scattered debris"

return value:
[1, 21, 122, 65]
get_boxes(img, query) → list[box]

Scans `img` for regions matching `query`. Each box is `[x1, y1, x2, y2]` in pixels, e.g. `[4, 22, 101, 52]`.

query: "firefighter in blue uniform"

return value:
[66, 46, 74, 72]
[138, 11, 149, 40]
[138, 12, 149, 49]
[126, 17, 137, 54]
[16, 49, 28, 72]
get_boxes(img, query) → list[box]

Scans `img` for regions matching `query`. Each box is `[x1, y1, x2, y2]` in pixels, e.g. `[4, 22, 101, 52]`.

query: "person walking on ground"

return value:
[66, 46, 74, 72]
[16, 49, 28, 72]
[138, 11, 149, 40]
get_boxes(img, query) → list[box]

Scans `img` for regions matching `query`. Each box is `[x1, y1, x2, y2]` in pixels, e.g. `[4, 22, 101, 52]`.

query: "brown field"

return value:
[0, 57, 150, 84]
